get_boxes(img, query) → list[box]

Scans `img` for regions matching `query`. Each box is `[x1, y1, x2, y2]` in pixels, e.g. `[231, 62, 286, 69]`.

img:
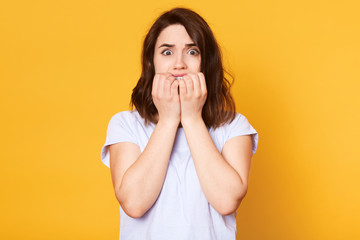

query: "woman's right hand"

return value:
[152, 73, 180, 124]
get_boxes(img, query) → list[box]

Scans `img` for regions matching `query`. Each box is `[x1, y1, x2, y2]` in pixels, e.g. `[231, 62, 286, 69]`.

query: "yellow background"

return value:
[1, 0, 359, 239]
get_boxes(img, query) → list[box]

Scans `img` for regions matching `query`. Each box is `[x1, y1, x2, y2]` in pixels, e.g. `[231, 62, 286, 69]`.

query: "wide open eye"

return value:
[187, 49, 200, 56]
[161, 49, 173, 56]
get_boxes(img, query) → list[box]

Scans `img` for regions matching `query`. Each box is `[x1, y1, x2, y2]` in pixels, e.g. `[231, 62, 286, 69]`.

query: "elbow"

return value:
[115, 192, 148, 218]
[121, 202, 147, 218]
[216, 200, 241, 216]
[216, 187, 248, 216]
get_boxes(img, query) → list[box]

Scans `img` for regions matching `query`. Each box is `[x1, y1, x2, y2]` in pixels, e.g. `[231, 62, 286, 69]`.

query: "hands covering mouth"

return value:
[152, 72, 207, 124]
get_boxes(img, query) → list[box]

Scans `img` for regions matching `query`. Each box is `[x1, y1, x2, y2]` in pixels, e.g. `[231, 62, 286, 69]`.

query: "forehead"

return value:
[155, 24, 194, 46]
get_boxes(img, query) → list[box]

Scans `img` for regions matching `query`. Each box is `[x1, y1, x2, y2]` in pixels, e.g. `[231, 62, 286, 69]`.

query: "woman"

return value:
[101, 7, 258, 240]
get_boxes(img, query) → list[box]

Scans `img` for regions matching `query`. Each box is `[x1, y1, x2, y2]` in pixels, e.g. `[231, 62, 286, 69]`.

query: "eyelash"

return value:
[161, 49, 200, 56]
[161, 49, 173, 56]
[188, 49, 200, 55]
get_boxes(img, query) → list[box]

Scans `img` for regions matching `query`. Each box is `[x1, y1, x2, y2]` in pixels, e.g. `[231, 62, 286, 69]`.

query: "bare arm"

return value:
[182, 118, 253, 215]
[179, 73, 254, 215]
[110, 120, 178, 218]
[109, 73, 180, 218]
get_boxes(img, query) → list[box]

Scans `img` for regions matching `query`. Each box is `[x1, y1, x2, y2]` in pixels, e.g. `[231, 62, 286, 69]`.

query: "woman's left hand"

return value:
[179, 72, 207, 124]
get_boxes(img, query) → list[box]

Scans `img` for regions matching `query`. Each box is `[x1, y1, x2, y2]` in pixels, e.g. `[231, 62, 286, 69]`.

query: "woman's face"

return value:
[153, 24, 201, 77]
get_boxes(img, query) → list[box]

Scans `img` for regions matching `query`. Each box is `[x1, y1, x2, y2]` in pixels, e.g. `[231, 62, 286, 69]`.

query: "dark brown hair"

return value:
[131, 7, 236, 128]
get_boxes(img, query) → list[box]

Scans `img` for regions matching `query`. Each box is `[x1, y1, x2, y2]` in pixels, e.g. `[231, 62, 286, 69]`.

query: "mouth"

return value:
[173, 73, 187, 77]
[173, 73, 187, 80]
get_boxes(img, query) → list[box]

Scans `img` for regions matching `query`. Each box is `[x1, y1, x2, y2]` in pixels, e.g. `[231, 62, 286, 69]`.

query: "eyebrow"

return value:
[158, 43, 197, 48]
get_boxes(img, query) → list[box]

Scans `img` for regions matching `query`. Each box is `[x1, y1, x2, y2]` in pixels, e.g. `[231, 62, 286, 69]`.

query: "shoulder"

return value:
[224, 112, 259, 155]
[111, 110, 140, 121]
[215, 112, 251, 131]
[109, 110, 144, 126]
[105, 110, 147, 142]
[105, 110, 143, 135]
[228, 112, 254, 130]
[210, 112, 258, 149]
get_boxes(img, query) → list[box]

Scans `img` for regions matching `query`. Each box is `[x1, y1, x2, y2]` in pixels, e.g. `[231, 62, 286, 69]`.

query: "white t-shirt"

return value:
[101, 110, 258, 240]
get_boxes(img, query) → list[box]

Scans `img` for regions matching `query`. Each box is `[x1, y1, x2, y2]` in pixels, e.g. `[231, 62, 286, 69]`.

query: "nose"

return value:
[173, 53, 187, 70]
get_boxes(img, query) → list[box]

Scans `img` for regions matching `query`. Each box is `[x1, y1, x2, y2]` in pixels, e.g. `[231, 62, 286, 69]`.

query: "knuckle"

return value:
[188, 73, 196, 79]
[152, 92, 159, 98]
[158, 73, 167, 79]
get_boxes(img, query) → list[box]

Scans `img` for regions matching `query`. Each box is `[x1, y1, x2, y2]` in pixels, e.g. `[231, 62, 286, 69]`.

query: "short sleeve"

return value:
[100, 111, 139, 168]
[226, 113, 259, 155]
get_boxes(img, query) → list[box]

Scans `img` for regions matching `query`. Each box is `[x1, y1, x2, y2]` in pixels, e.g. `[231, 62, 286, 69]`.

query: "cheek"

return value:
[193, 58, 201, 72]
[154, 57, 170, 73]
[185, 56, 201, 72]
[153, 56, 159, 73]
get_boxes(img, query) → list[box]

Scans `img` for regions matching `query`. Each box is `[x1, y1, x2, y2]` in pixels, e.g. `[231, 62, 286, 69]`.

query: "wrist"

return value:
[181, 115, 204, 128]
[157, 117, 180, 129]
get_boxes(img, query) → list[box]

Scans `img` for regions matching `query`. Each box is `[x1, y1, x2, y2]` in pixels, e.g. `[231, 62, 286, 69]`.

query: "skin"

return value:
[109, 24, 254, 218]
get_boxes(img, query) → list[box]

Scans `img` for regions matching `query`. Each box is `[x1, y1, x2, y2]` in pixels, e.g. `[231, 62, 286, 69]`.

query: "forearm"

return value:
[118, 119, 178, 217]
[182, 118, 247, 215]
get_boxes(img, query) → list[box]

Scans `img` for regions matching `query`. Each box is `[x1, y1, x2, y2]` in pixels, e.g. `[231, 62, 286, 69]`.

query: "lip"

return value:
[172, 73, 187, 77]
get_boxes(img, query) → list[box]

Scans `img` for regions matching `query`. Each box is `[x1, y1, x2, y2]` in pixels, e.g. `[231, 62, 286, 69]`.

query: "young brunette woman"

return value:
[101, 7, 259, 240]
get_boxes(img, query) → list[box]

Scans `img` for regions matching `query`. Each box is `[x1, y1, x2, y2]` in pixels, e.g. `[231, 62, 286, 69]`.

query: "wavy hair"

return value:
[131, 7, 236, 128]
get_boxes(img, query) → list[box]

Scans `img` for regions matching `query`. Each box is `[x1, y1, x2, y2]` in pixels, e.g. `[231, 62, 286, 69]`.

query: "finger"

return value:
[191, 73, 201, 98]
[155, 73, 171, 94]
[164, 75, 176, 97]
[152, 74, 160, 96]
[179, 78, 187, 97]
[163, 75, 171, 92]
[183, 75, 194, 96]
[157, 74, 167, 98]
[164, 72, 173, 78]
[170, 79, 179, 97]
[161, 73, 174, 87]
[197, 72, 207, 95]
